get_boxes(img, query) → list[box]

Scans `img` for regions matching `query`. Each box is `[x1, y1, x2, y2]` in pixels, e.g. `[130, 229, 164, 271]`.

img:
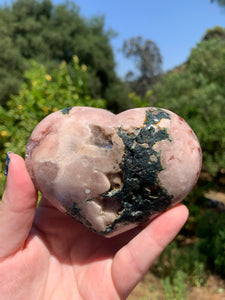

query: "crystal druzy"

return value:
[25, 107, 202, 237]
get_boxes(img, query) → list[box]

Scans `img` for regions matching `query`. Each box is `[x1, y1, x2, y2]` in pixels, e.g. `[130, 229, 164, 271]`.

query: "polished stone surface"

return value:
[25, 107, 202, 237]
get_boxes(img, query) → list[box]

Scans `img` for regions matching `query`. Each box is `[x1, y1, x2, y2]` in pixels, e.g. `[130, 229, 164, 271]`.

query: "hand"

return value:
[0, 153, 188, 300]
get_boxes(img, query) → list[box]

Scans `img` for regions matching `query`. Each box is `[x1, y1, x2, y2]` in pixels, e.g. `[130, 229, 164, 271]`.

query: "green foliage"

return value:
[130, 37, 225, 175]
[0, 0, 125, 109]
[202, 26, 225, 41]
[123, 32, 225, 286]
[152, 188, 225, 290]
[128, 90, 154, 108]
[162, 270, 188, 300]
[104, 79, 133, 113]
[154, 239, 208, 288]
[196, 211, 225, 277]
[123, 36, 162, 97]
[211, 0, 225, 7]
[0, 57, 105, 196]
[0, 7, 27, 104]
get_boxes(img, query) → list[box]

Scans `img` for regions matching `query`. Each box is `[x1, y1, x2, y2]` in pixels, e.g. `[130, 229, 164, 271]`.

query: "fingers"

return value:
[112, 204, 189, 299]
[0, 153, 37, 260]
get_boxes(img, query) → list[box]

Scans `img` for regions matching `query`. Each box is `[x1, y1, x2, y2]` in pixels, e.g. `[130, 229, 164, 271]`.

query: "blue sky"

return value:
[69, 0, 225, 78]
[2, 0, 225, 78]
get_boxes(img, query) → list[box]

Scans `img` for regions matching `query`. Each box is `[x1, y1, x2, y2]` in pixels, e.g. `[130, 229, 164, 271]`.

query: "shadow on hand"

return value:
[31, 198, 145, 267]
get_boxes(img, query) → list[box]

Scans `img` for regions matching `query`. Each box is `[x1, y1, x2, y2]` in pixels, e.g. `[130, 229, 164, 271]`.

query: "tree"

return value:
[128, 31, 225, 176]
[211, 0, 225, 7]
[122, 36, 162, 97]
[0, 7, 27, 105]
[202, 26, 225, 41]
[150, 37, 225, 175]
[0, 0, 124, 109]
[0, 58, 106, 195]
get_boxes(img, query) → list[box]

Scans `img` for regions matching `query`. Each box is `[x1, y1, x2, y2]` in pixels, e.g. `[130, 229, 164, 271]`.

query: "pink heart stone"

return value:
[25, 107, 202, 237]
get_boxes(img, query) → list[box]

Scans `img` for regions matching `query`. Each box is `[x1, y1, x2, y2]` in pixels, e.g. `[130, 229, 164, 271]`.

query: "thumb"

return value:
[0, 153, 37, 260]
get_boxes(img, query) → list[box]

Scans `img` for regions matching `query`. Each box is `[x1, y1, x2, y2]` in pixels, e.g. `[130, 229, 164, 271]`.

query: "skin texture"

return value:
[0, 153, 188, 300]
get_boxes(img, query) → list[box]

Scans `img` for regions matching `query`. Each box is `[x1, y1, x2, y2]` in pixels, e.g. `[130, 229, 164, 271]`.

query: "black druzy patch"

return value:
[103, 108, 173, 234]
[61, 107, 72, 115]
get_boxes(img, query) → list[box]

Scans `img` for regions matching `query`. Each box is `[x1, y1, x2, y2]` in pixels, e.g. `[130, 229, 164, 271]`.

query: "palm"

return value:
[0, 154, 188, 300]
[28, 199, 132, 300]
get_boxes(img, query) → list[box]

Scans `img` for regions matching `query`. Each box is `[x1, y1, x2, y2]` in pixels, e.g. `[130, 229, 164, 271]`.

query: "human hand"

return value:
[0, 153, 188, 300]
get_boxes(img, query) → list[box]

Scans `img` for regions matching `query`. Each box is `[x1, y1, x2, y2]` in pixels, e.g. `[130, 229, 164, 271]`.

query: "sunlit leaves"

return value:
[0, 58, 106, 193]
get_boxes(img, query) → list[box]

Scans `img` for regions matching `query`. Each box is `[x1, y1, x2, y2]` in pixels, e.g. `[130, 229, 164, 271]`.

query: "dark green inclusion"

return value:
[61, 107, 72, 115]
[103, 108, 173, 234]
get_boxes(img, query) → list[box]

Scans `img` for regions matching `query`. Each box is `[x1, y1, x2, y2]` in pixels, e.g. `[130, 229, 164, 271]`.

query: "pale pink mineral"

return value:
[25, 107, 202, 237]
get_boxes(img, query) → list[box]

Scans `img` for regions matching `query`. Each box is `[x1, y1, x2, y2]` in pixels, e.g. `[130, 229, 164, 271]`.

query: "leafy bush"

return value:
[153, 239, 208, 286]
[129, 38, 225, 175]
[162, 269, 189, 300]
[0, 56, 106, 196]
[152, 195, 225, 293]
[196, 211, 225, 277]
[0, 0, 120, 106]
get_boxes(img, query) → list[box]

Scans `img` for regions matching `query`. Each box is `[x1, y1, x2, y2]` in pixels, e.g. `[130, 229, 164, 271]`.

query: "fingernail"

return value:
[4, 151, 14, 176]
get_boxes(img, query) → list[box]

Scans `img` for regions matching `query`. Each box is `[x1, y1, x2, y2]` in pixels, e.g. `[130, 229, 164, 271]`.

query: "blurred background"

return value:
[0, 0, 224, 298]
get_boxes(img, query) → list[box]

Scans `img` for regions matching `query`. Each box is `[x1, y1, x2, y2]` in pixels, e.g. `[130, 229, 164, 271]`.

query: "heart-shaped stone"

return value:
[25, 107, 202, 237]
